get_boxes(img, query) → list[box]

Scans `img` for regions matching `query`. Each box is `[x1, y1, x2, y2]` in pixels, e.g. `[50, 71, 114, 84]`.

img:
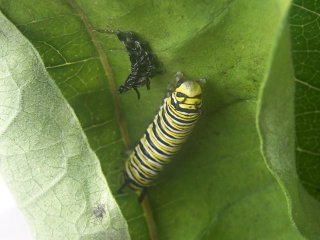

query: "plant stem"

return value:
[141, 195, 158, 240]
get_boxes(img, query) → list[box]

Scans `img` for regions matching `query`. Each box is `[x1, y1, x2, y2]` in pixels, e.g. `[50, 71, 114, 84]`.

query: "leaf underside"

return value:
[0, 10, 129, 240]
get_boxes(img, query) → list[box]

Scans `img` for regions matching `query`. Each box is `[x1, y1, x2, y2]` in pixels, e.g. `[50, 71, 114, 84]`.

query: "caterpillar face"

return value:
[172, 81, 202, 111]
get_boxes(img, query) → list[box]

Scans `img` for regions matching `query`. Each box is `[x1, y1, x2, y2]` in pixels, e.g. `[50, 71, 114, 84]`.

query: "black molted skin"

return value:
[116, 31, 161, 99]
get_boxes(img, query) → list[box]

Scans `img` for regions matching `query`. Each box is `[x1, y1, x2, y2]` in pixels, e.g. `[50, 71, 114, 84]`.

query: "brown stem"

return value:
[141, 195, 158, 240]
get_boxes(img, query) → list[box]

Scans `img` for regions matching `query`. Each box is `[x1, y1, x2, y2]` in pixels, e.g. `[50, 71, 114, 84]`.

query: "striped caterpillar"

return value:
[119, 72, 203, 200]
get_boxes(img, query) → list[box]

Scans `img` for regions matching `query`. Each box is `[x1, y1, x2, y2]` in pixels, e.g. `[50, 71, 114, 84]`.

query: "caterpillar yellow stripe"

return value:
[120, 73, 203, 196]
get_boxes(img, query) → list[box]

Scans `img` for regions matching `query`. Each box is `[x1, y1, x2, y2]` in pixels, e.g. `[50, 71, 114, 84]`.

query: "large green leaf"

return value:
[0, 11, 129, 240]
[0, 0, 307, 239]
[266, 1, 320, 239]
[259, 1, 320, 239]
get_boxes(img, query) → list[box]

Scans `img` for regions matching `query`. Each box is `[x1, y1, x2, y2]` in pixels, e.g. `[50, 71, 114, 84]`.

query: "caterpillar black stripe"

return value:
[119, 73, 203, 198]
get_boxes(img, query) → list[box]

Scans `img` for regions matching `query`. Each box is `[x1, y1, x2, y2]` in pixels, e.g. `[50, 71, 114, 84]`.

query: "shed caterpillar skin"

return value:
[95, 29, 161, 99]
[116, 31, 161, 99]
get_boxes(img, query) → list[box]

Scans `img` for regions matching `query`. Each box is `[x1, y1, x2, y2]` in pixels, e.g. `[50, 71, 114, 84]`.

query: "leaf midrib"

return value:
[66, 0, 131, 149]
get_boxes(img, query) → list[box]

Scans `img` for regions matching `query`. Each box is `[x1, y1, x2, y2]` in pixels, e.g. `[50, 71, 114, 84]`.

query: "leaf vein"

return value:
[295, 78, 320, 92]
[292, 3, 320, 17]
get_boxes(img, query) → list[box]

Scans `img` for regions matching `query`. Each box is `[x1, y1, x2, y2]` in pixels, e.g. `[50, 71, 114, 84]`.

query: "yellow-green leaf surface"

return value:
[0, 11, 129, 240]
[0, 0, 307, 239]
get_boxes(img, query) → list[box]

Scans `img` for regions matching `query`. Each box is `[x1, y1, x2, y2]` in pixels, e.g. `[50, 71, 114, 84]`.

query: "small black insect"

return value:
[92, 203, 106, 220]
[96, 29, 161, 99]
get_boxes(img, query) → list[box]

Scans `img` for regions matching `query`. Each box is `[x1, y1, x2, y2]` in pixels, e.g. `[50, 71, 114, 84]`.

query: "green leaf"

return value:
[259, 1, 320, 239]
[0, 11, 129, 240]
[257, 23, 302, 237]
[0, 0, 306, 239]
[264, 1, 320, 239]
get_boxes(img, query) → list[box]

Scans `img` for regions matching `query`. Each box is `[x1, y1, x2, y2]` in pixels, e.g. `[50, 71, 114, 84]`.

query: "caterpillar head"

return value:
[173, 80, 202, 112]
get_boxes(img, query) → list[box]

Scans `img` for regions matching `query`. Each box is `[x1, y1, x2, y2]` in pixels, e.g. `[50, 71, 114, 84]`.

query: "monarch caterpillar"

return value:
[119, 72, 203, 199]
[96, 29, 161, 99]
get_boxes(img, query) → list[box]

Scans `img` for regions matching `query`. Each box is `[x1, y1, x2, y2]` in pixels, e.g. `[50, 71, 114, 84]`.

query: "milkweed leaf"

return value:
[0, 11, 129, 240]
[0, 0, 311, 239]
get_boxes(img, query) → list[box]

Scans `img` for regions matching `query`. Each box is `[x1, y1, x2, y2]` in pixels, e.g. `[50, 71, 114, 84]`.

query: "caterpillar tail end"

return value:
[117, 178, 148, 203]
